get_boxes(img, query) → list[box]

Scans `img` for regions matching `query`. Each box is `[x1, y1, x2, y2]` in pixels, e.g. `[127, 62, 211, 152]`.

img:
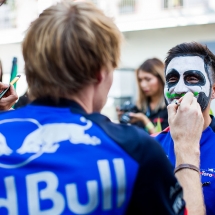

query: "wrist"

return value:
[145, 121, 154, 130]
[174, 164, 200, 174]
[142, 115, 152, 126]
[174, 142, 200, 167]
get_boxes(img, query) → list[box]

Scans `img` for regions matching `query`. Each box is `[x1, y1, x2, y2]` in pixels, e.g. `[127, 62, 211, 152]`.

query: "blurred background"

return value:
[0, 0, 215, 120]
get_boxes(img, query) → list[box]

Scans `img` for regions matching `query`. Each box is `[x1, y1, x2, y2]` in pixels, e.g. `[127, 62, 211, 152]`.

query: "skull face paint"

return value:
[164, 56, 211, 110]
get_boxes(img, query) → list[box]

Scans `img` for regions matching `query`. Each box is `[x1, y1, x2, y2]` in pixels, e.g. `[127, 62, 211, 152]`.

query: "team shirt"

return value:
[155, 116, 215, 215]
[0, 98, 186, 214]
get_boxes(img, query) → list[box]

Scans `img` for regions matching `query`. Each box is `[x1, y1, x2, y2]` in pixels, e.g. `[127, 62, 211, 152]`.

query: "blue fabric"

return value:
[0, 98, 187, 215]
[155, 119, 215, 215]
[0, 104, 138, 215]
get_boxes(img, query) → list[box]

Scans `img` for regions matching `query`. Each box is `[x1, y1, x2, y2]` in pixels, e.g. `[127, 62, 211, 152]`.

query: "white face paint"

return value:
[164, 56, 211, 108]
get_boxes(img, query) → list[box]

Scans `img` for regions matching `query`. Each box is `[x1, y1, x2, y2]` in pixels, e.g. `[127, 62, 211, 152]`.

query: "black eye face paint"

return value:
[184, 70, 206, 87]
[166, 69, 180, 89]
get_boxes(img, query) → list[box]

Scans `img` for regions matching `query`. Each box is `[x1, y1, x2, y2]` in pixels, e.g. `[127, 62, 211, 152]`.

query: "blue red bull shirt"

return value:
[0, 98, 186, 215]
[155, 116, 215, 215]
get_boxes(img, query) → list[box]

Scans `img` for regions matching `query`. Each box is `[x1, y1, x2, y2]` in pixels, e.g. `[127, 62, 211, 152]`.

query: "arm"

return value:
[168, 92, 205, 215]
[126, 134, 186, 215]
[0, 83, 18, 111]
[129, 112, 155, 134]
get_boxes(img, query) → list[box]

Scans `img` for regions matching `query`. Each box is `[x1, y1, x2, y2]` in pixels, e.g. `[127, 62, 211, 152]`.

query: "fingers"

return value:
[0, 85, 18, 110]
[0, 82, 10, 91]
[179, 92, 193, 109]
[129, 112, 143, 118]
[116, 107, 123, 114]
[8, 85, 18, 98]
[129, 112, 135, 117]
[190, 96, 202, 118]
[167, 103, 177, 120]
[179, 93, 202, 115]
[168, 92, 199, 124]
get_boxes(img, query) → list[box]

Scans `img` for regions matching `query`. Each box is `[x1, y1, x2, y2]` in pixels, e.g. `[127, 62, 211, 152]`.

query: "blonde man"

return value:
[0, 1, 204, 214]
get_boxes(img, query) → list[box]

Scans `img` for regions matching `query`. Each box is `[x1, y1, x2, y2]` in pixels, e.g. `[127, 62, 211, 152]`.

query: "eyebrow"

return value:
[184, 70, 205, 76]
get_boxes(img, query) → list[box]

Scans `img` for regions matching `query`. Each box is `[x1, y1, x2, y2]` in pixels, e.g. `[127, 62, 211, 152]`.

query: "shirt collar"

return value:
[31, 97, 86, 115]
[209, 114, 215, 132]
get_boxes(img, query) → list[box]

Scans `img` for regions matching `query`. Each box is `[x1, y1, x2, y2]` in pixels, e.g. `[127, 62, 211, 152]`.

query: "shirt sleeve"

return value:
[126, 136, 186, 215]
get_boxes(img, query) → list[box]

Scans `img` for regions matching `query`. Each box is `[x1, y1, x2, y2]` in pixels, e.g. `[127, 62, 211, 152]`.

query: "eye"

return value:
[145, 78, 151, 82]
[185, 75, 199, 84]
[167, 76, 179, 83]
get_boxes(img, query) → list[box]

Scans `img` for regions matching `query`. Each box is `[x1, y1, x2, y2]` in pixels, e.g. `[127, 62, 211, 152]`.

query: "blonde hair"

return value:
[22, 0, 122, 100]
[136, 58, 166, 112]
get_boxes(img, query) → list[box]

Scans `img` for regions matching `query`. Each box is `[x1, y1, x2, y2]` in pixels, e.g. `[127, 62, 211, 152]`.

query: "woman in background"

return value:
[118, 58, 168, 134]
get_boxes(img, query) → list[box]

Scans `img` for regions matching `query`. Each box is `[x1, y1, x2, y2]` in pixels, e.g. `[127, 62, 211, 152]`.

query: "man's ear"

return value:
[96, 67, 107, 84]
[211, 83, 215, 99]
[95, 71, 103, 84]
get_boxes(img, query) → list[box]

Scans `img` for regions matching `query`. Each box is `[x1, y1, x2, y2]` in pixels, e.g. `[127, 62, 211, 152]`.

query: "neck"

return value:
[149, 93, 162, 110]
[202, 106, 212, 130]
[62, 85, 95, 113]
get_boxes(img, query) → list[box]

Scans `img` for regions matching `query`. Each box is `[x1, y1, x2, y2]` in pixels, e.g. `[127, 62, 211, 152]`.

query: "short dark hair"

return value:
[165, 42, 215, 83]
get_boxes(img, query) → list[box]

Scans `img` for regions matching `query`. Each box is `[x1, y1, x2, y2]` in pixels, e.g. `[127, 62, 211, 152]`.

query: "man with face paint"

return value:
[155, 42, 215, 215]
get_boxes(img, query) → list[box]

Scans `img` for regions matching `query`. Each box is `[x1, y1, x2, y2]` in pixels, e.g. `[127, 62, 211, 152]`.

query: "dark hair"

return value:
[165, 42, 215, 83]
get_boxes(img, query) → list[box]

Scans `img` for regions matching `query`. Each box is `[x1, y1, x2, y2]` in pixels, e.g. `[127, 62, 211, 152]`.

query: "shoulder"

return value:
[0, 105, 31, 122]
[0, 109, 16, 117]
[85, 113, 187, 214]
[84, 112, 160, 162]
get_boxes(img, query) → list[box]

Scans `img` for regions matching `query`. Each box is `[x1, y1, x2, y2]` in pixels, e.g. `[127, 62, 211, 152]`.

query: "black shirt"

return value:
[134, 106, 168, 131]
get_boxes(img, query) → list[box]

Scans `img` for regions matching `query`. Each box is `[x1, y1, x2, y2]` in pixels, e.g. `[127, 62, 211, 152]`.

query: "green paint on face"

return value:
[166, 92, 199, 99]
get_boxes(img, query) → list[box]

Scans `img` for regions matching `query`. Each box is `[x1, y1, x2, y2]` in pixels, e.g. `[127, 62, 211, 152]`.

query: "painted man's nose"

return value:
[174, 81, 189, 94]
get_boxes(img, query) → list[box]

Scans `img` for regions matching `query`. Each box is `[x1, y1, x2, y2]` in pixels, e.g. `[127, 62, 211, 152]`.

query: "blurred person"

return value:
[0, 60, 18, 110]
[0, 2, 204, 215]
[0, 59, 3, 81]
[155, 42, 215, 215]
[0, 0, 5, 6]
[117, 58, 168, 134]
[0, 1, 18, 110]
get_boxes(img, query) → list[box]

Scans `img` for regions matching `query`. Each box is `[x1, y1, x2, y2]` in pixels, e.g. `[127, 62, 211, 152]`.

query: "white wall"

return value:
[120, 23, 215, 68]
